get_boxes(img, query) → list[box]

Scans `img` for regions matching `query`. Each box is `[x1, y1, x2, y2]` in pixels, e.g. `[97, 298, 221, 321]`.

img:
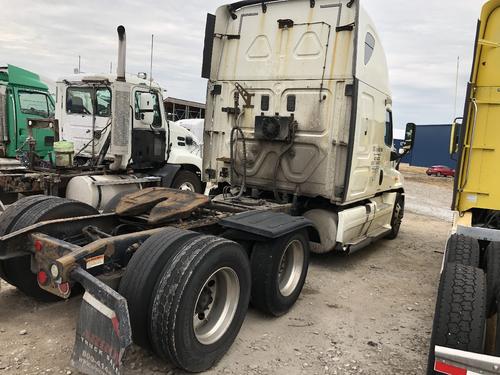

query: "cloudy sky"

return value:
[0, 0, 485, 130]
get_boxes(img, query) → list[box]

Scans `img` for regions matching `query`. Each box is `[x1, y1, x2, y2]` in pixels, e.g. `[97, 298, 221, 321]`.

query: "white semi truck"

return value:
[0, 1, 414, 374]
[202, 0, 415, 254]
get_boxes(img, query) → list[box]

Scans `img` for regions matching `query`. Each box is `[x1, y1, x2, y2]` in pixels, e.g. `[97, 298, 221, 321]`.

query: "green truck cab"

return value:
[0, 65, 55, 159]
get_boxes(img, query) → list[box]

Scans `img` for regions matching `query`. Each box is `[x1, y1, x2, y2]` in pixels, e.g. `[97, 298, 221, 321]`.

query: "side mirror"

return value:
[201, 14, 216, 79]
[138, 92, 155, 126]
[403, 122, 416, 151]
[449, 118, 462, 155]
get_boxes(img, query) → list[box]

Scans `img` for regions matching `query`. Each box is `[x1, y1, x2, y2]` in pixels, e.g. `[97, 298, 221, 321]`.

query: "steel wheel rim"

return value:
[179, 182, 195, 192]
[278, 240, 304, 297]
[193, 267, 240, 345]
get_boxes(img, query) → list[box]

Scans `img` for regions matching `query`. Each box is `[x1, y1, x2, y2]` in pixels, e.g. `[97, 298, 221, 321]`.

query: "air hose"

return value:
[228, 111, 247, 201]
[273, 119, 298, 203]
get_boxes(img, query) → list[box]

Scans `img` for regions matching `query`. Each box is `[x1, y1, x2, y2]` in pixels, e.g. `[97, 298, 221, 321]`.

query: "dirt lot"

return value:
[0, 168, 453, 375]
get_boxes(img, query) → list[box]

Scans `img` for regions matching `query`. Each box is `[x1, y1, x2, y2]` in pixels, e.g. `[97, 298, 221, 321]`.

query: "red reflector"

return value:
[37, 271, 48, 285]
[34, 240, 43, 252]
[58, 282, 70, 295]
[435, 361, 467, 375]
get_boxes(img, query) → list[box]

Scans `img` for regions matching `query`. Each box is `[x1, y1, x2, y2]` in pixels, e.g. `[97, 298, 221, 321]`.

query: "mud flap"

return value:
[70, 268, 132, 375]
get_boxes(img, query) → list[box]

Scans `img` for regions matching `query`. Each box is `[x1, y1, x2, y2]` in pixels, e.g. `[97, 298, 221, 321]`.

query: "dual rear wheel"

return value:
[120, 228, 310, 372]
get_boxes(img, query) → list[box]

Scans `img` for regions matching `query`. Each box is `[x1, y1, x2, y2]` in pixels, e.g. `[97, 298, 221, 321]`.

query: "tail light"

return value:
[37, 270, 49, 286]
[34, 240, 43, 252]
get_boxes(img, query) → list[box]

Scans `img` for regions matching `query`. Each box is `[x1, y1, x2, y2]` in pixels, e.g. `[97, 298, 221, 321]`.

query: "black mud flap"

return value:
[70, 268, 132, 375]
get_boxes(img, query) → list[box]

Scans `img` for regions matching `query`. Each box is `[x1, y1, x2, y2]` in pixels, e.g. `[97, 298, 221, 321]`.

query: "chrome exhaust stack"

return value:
[110, 25, 131, 171]
[116, 25, 126, 82]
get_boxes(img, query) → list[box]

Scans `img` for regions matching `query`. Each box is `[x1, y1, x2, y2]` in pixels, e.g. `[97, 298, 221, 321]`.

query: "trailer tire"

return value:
[250, 230, 310, 317]
[444, 234, 480, 268]
[426, 263, 486, 375]
[2, 199, 98, 302]
[118, 228, 201, 349]
[171, 170, 203, 194]
[486, 242, 500, 317]
[149, 235, 251, 372]
[386, 193, 404, 240]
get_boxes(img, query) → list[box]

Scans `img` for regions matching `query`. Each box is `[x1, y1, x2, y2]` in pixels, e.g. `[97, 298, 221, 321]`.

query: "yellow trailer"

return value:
[429, 1, 500, 374]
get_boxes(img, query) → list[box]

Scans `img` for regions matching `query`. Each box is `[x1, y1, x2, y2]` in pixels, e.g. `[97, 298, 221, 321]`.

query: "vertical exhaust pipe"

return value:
[110, 25, 130, 171]
[117, 25, 126, 82]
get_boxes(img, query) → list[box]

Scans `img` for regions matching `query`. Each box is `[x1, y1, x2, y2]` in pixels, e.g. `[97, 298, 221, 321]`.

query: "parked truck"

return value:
[0, 65, 55, 161]
[0, 1, 414, 374]
[428, 1, 500, 374]
[0, 60, 204, 206]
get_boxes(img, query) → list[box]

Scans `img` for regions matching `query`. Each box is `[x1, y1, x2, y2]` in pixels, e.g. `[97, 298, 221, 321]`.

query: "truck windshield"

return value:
[66, 87, 111, 117]
[18, 91, 54, 118]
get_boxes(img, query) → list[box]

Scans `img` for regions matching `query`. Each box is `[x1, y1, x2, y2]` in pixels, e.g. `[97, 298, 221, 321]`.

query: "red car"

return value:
[426, 165, 455, 177]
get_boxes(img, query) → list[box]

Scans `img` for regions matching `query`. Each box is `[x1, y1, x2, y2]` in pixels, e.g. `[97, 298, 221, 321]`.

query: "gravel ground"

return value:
[0, 170, 452, 374]
[400, 164, 454, 222]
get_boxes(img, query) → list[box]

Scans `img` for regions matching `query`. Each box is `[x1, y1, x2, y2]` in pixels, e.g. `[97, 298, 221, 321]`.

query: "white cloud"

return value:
[0, 0, 486, 127]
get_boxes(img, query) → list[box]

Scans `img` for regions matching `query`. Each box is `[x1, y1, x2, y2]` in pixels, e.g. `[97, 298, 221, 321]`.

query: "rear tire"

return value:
[250, 230, 310, 316]
[171, 170, 203, 194]
[444, 234, 480, 268]
[426, 263, 486, 375]
[486, 242, 500, 317]
[0, 195, 60, 284]
[118, 228, 200, 349]
[2, 198, 98, 302]
[149, 235, 251, 372]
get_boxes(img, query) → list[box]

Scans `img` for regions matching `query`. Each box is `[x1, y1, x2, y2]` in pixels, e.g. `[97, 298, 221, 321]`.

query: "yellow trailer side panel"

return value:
[457, 1, 500, 212]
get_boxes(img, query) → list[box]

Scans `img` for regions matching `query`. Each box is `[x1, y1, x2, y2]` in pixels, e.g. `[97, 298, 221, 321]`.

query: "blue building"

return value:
[394, 124, 456, 168]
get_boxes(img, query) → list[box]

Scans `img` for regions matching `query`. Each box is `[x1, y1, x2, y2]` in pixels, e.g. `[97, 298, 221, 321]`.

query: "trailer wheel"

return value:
[149, 235, 251, 372]
[118, 228, 201, 349]
[426, 263, 486, 375]
[2, 198, 98, 302]
[444, 234, 480, 268]
[171, 170, 203, 194]
[486, 242, 500, 317]
[0, 195, 60, 283]
[250, 230, 310, 317]
[386, 193, 405, 240]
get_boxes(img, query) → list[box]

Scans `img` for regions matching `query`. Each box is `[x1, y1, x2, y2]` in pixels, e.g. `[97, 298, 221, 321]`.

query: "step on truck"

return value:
[0, 1, 414, 374]
[0, 36, 204, 207]
[428, 1, 500, 374]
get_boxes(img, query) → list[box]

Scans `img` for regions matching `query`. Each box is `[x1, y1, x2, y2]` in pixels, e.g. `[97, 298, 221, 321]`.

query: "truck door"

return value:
[13, 88, 55, 158]
[62, 86, 111, 159]
[131, 89, 166, 169]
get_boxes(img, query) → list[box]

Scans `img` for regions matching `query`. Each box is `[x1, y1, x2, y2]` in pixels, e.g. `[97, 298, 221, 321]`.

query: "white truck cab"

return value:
[202, 0, 415, 253]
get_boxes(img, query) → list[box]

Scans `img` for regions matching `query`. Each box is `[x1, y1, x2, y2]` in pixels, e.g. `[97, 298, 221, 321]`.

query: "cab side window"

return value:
[135, 91, 162, 127]
[364, 32, 376, 65]
[18, 91, 51, 118]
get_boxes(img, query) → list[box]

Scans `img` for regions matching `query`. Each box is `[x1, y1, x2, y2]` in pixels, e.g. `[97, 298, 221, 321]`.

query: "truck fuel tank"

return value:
[65, 175, 143, 211]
